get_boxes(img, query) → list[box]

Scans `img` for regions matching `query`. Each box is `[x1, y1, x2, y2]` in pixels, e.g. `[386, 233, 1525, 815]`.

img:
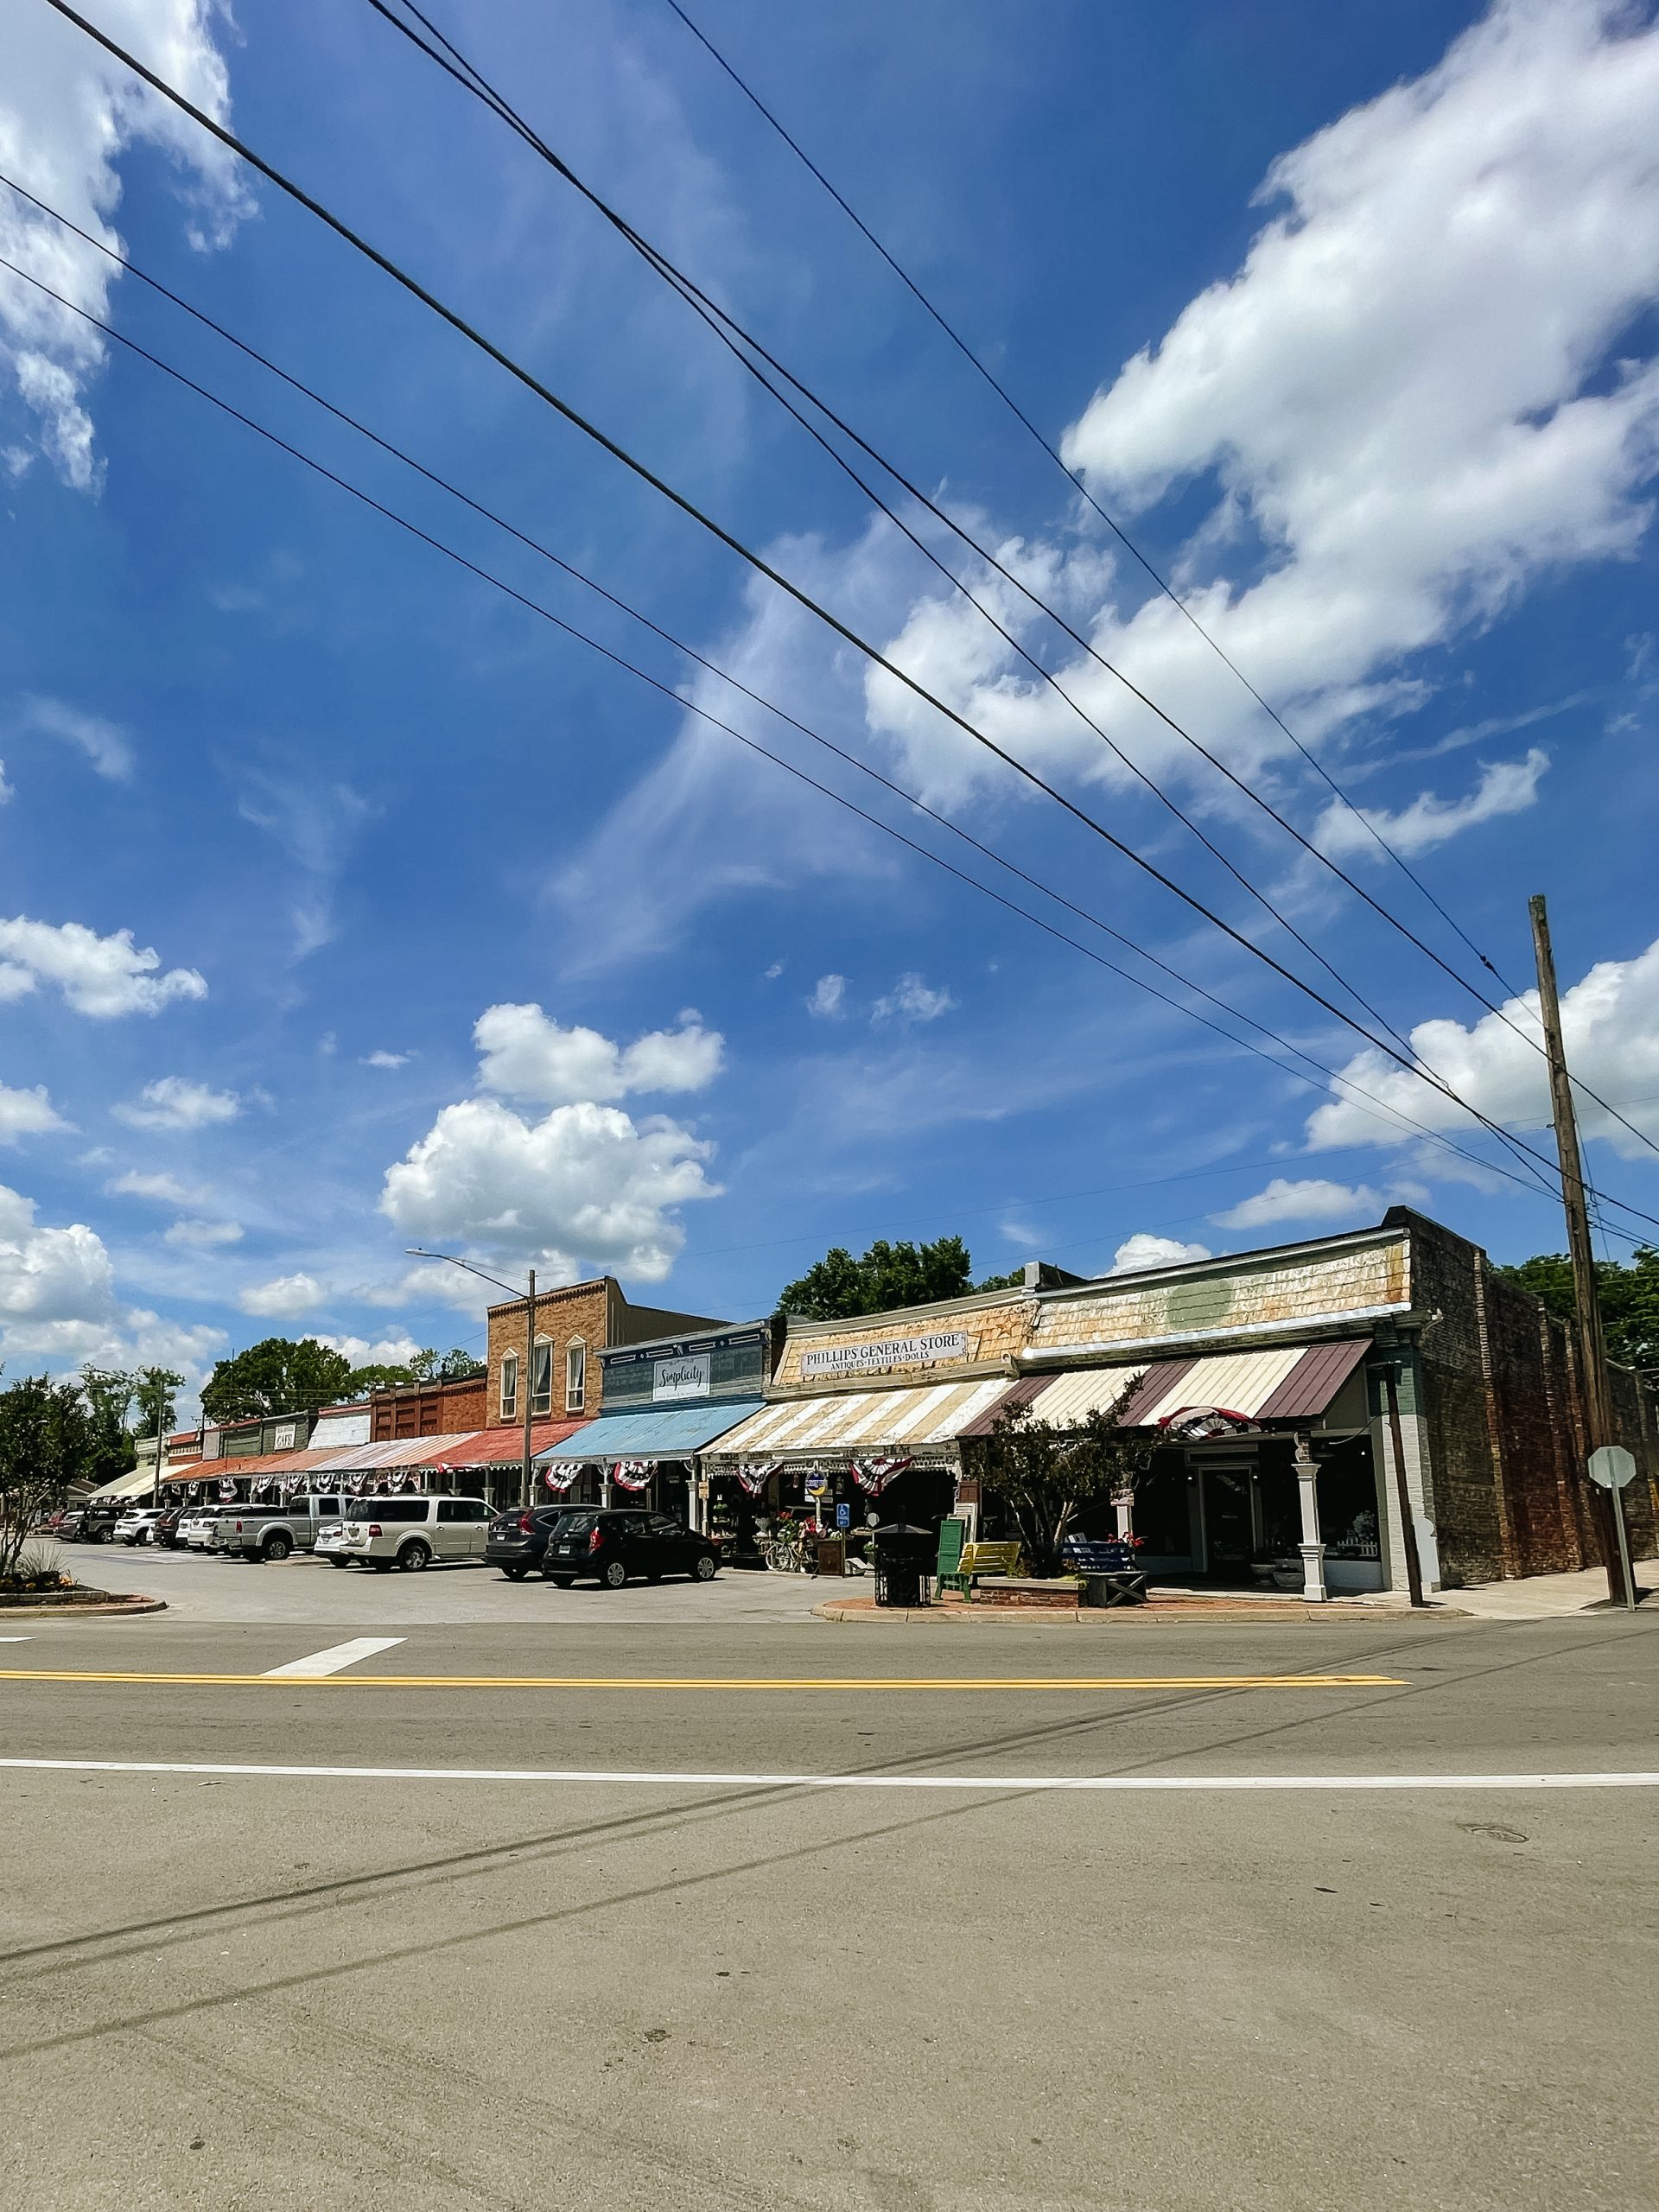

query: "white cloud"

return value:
[473, 1004, 723, 1106]
[0, 915, 206, 1016]
[360, 1049, 411, 1070]
[358, 1264, 486, 1315]
[1212, 1177, 1382, 1231]
[0, 0, 248, 487]
[162, 1217, 242, 1248]
[763, 961, 785, 981]
[871, 973, 957, 1026]
[864, 1, 1659, 828]
[238, 1271, 327, 1319]
[317, 1332, 425, 1370]
[1306, 933, 1659, 1159]
[805, 974, 848, 1020]
[1315, 749, 1548, 861]
[0, 760, 11, 804]
[114, 1077, 240, 1131]
[379, 1096, 720, 1281]
[0, 1080, 69, 1142]
[105, 1167, 202, 1205]
[237, 772, 373, 960]
[1109, 1232, 1212, 1274]
[16, 694, 134, 780]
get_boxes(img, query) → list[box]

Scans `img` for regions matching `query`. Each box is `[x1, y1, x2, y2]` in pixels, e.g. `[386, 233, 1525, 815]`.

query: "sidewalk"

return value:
[1424, 1563, 1655, 1621]
[814, 1590, 1407, 1624]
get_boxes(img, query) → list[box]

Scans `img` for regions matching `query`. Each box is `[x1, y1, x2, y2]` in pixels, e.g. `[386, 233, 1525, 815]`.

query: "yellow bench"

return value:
[940, 1539, 1024, 1596]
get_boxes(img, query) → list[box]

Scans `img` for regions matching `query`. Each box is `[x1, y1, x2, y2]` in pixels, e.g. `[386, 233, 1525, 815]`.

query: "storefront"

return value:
[537, 1322, 770, 1529]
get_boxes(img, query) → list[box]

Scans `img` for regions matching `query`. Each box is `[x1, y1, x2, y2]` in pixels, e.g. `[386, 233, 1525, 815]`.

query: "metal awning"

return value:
[87, 1465, 160, 1503]
[439, 1419, 590, 1470]
[538, 1400, 766, 1464]
[702, 1378, 1019, 1463]
[1026, 1338, 1371, 1429]
[302, 1433, 485, 1475]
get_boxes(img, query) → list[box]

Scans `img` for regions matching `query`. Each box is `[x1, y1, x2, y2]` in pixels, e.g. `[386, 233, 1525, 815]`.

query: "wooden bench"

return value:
[1062, 1537, 1149, 1607]
[938, 1539, 1025, 1597]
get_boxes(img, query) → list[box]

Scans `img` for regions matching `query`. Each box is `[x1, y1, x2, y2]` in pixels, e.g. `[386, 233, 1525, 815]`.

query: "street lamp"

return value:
[407, 1249, 538, 1510]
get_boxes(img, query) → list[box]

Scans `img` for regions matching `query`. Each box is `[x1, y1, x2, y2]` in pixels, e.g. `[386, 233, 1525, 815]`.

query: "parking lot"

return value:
[56, 1537, 831, 1627]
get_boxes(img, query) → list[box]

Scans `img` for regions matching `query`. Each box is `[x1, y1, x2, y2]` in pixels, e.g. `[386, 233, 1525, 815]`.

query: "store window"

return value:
[531, 1337, 554, 1418]
[499, 1351, 518, 1422]
[566, 1338, 587, 1414]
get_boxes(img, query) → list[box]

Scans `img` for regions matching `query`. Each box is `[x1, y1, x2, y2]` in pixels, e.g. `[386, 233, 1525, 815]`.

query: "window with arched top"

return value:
[565, 1338, 587, 1414]
[499, 1351, 519, 1422]
[531, 1334, 554, 1418]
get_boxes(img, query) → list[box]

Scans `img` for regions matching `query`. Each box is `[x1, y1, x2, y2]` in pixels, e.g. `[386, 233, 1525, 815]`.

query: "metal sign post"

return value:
[1586, 1447, 1638, 1611]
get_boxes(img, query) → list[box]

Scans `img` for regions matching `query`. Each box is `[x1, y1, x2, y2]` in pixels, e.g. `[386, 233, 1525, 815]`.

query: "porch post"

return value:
[1294, 1431, 1327, 1603]
[1113, 1491, 1134, 1541]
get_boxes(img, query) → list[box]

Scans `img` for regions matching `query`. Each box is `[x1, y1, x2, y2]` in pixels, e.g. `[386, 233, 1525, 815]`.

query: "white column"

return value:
[1294, 1433, 1327, 1603]
[1113, 1492, 1134, 1540]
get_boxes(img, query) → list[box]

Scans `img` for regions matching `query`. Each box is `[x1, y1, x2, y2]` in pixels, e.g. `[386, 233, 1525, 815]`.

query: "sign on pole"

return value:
[1587, 1447, 1639, 1612]
[1586, 1446, 1637, 1490]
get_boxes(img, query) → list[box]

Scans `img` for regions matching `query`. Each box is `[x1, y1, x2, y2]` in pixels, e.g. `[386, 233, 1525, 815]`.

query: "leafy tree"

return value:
[967, 1396, 1157, 1578]
[345, 1362, 421, 1397]
[79, 1367, 139, 1491]
[342, 1347, 487, 1398]
[200, 1338, 355, 1423]
[0, 1376, 94, 1580]
[1497, 1247, 1659, 1371]
[776, 1236, 1021, 1320]
[423, 1347, 486, 1382]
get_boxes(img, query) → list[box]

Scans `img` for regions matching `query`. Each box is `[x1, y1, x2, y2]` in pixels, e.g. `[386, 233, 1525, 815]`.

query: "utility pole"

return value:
[1529, 894, 1630, 1605]
[523, 1265, 537, 1512]
[149, 1374, 168, 1510]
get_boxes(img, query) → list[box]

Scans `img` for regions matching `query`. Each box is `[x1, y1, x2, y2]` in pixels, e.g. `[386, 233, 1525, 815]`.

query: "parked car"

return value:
[486, 1504, 578, 1580]
[213, 1492, 353, 1564]
[315, 1519, 357, 1567]
[60, 1500, 124, 1544]
[150, 1506, 187, 1548]
[541, 1509, 720, 1590]
[179, 1504, 238, 1551]
[332, 1495, 493, 1573]
[114, 1507, 167, 1546]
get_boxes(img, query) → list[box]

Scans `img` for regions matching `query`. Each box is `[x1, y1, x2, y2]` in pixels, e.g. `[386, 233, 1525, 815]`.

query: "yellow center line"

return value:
[0, 1668, 1405, 1691]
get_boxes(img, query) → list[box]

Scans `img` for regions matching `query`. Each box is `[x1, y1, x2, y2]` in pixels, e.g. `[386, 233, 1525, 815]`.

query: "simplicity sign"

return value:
[801, 1331, 975, 1379]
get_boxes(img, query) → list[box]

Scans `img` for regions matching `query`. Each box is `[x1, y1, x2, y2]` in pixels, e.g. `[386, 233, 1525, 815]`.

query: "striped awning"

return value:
[1027, 1338, 1370, 1429]
[703, 1377, 1020, 1463]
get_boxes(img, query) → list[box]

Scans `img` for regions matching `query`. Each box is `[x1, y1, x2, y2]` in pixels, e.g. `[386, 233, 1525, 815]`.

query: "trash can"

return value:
[872, 1522, 937, 1609]
[815, 1535, 846, 1577]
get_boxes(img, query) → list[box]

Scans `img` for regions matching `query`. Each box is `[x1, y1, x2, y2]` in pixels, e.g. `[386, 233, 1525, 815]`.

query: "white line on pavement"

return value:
[0, 1637, 31, 1643]
[1, 1758, 1655, 1794]
[260, 1637, 406, 1679]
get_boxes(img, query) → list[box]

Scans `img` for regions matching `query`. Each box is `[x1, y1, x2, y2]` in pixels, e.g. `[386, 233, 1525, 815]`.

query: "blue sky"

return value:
[2, 0, 1657, 1407]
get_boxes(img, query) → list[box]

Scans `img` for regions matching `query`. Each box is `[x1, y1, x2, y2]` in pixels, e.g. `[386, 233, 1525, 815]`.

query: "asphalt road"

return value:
[2, 1599, 1655, 2212]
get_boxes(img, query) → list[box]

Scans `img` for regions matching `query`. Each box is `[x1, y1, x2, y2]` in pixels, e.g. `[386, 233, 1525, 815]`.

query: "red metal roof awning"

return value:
[435, 1418, 593, 1469]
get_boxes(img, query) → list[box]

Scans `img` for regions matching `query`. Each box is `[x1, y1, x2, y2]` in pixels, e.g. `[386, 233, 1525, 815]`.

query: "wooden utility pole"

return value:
[1529, 895, 1630, 1604]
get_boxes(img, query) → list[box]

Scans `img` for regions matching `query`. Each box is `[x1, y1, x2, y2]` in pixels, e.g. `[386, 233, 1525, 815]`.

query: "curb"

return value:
[811, 1599, 1457, 1624]
[0, 1595, 168, 1618]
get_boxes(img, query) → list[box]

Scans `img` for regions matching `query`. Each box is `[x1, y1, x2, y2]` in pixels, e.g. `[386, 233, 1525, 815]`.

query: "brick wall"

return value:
[370, 1373, 488, 1441]
[487, 1281, 613, 1424]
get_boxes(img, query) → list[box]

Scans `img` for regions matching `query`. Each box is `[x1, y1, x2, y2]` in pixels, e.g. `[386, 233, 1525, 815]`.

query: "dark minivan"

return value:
[486, 1503, 578, 1580]
[541, 1509, 719, 1591]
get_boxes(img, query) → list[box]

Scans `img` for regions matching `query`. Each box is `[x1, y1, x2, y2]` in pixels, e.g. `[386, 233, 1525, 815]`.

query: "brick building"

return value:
[483, 1277, 726, 1432]
[370, 1370, 488, 1442]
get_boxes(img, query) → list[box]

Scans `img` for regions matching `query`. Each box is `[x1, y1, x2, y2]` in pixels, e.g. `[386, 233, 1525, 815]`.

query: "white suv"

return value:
[333, 1495, 493, 1573]
[113, 1507, 165, 1546]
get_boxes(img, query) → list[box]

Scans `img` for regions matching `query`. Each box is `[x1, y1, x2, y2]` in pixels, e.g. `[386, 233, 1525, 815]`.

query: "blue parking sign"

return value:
[835, 1503, 850, 1529]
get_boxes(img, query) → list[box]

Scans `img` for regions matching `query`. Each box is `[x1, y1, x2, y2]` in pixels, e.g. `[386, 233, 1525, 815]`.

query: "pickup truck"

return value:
[213, 1491, 353, 1563]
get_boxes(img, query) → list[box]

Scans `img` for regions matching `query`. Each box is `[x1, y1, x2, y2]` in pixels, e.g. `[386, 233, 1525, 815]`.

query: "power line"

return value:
[372, 0, 1659, 1178]
[51, 3, 1641, 1222]
[655, 0, 1527, 993]
[10, 242, 1636, 1239]
[356, 0, 1659, 1188]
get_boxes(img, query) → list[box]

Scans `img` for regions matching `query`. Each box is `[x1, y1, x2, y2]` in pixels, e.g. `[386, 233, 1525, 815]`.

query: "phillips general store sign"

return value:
[800, 1330, 976, 1378]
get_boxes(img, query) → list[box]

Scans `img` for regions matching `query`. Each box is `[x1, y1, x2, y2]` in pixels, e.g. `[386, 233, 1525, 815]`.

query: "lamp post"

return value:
[407, 1249, 537, 1510]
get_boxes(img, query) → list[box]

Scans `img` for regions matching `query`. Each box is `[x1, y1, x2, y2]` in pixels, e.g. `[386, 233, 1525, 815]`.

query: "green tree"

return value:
[200, 1338, 356, 1423]
[1497, 1247, 1659, 1370]
[132, 1365, 185, 1465]
[0, 1375, 94, 1580]
[425, 1347, 486, 1382]
[776, 1236, 1020, 1320]
[79, 1367, 139, 1491]
[345, 1361, 421, 1397]
[968, 1397, 1156, 1578]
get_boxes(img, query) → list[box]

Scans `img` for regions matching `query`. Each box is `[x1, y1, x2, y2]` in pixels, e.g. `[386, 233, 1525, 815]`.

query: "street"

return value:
[2, 1594, 1655, 2211]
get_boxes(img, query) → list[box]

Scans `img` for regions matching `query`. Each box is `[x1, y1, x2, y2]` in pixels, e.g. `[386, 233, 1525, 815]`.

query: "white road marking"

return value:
[0, 1758, 1654, 1794]
[260, 1637, 405, 1679]
[0, 1637, 31, 1643]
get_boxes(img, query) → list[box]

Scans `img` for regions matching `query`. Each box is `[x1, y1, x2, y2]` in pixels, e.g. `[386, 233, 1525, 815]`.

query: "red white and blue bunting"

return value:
[849, 1455, 911, 1497]
[218, 1476, 238, 1501]
[734, 1460, 781, 1496]
[543, 1464, 584, 1495]
[612, 1459, 652, 1491]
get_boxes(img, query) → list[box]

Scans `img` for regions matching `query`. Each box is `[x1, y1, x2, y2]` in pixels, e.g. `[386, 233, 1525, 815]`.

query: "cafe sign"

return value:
[801, 1330, 975, 1379]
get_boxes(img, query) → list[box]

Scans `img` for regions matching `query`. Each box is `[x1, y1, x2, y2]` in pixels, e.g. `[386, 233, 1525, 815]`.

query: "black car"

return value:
[152, 1506, 187, 1548]
[486, 1504, 579, 1580]
[541, 1509, 720, 1591]
[60, 1501, 123, 1543]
